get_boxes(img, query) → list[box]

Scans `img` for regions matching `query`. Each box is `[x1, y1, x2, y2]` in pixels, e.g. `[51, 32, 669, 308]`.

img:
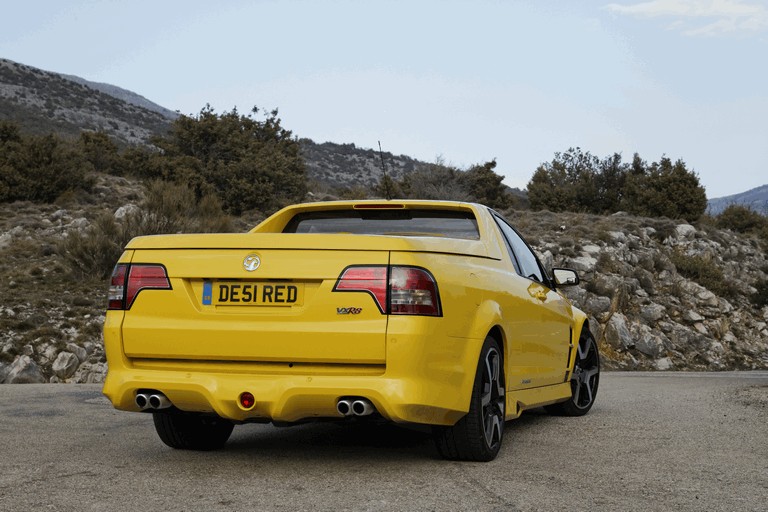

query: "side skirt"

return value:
[505, 383, 571, 420]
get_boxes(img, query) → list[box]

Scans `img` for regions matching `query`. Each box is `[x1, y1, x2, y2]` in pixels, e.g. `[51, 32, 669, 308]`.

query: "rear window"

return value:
[283, 209, 480, 239]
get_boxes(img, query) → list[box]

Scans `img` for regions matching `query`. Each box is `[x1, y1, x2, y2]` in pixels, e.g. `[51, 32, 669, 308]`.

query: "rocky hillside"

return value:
[300, 139, 428, 189]
[0, 58, 173, 145]
[1, 180, 766, 384]
[512, 209, 768, 371]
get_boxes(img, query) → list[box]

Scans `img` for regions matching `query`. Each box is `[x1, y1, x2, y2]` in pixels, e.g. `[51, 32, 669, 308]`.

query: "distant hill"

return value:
[0, 58, 529, 201]
[60, 73, 179, 120]
[0, 58, 172, 145]
[707, 184, 768, 215]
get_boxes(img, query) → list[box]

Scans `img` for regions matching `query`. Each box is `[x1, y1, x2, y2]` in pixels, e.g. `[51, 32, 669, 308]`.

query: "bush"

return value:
[716, 205, 767, 234]
[58, 181, 231, 278]
[669, 250, 735, 298]
[0, 124, 94, 203]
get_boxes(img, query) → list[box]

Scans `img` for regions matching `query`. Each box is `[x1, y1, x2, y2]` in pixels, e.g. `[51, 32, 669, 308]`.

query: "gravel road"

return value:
[1, 372, 766, 511]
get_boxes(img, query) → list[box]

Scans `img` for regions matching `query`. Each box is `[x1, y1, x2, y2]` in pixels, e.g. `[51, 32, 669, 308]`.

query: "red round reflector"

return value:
[239, 392, 255, 409]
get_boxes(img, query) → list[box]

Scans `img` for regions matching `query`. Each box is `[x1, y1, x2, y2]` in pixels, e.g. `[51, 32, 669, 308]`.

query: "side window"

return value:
[494, 215, 546, 284]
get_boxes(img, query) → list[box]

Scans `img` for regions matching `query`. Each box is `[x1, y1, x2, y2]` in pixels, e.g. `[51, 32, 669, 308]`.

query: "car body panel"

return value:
[102, 200, 589, 426]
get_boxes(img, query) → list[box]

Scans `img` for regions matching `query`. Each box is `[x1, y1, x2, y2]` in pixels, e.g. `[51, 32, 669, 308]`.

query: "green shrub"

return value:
[669, 250, 735, 298]
[716, 205, 767, 233]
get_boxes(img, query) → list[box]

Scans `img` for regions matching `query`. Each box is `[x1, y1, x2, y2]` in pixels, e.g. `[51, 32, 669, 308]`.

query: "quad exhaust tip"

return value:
[337, 398, 375, 417]
[135, 391, 172, 411]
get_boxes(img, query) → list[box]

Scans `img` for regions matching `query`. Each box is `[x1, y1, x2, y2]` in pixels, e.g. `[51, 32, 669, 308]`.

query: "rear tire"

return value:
[546, 331, 600, 416]
[153, 411, 234, 451]
[433, 336, 505, 461]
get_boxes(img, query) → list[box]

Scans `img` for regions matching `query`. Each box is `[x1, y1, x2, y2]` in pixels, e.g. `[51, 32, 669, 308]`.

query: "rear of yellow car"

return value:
[102, 201, 596, 461]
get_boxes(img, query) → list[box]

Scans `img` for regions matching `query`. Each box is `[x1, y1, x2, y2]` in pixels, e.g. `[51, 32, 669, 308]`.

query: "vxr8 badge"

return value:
[337, 307, 362, 315]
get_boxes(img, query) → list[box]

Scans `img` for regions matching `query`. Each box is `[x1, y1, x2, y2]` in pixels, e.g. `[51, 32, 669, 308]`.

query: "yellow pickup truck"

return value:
[103, 200, 599, 461]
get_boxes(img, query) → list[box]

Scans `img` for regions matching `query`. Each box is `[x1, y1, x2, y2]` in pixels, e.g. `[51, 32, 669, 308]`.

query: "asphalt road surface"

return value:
[1, 372, 766, 512]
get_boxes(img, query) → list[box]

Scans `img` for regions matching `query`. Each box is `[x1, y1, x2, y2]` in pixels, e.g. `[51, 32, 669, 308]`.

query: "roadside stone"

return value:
[52, 352, 80, 379]
[0, 362, 9, 383]
[585, 295, 611, 314]
[66, 343, 88, 363]
[6, 356, 46, 384]
[655, 357, 673, 371]
[640, 303, 666, 324]
[605, 314, 634, 350]
[72, 362, 107, 384]
[631, 323, 667, 358]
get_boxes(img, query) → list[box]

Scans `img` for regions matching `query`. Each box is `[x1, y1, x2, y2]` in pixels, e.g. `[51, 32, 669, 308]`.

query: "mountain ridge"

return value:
[708, 184, 768, 215]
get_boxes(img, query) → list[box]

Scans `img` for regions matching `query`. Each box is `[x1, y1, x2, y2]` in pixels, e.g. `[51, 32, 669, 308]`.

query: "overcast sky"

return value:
[2, 0, 767, 198]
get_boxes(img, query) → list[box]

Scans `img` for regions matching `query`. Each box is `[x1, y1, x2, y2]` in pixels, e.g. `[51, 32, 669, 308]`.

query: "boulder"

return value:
[675, 224, 696, 239]
[655, 357, 673, 371]
[0, 362, 9, 383]
[52, 352, 80, 379]
[6, 356, 46, 384]
[640, 303, 666, 324]
[66, 343, 88, 364]
[605, 314, 634, 350]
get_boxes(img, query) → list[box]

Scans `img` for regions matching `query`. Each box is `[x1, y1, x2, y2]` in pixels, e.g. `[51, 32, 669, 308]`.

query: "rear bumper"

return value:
[103, 315, 481, 426]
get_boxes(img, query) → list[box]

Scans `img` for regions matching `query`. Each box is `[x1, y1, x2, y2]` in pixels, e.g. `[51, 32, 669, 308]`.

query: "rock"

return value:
[605, 314, 634, 350]
[114, 204, 140, 219]
[66, 343, 88, 363]
[655, 357, 673, 371]
[72, 362, 107, 384]
[675, 224, 696, 239]
[585, 296, 611, 314]
[52, 352, 80, 379]
[0, 232, 11, 249]
[22, 344, 34, 356]
[581, 244, 601, 256]
[694, 323, 709, 335]
[0, 362, 9, 383]
[640, 303, 666, 324]
[683, 310, 705, 323]
[51, 209, 68, 221]
[607, 231, 626, 243]
[68, 218, 89, 230]
[696, 290, 719, 307]
[567, 255, 598, 272]
[592, 274, 625, 298]
[6, 356, 46, 384]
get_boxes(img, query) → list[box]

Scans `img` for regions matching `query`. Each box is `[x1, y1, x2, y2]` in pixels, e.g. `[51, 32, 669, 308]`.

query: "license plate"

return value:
[203, 281, 303, 306]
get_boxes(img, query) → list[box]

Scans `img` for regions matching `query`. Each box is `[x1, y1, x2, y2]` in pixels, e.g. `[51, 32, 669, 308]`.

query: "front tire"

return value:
[433, 336, 506, 461]
[153, 411, 234, 451]
[546, 331, 600, 416]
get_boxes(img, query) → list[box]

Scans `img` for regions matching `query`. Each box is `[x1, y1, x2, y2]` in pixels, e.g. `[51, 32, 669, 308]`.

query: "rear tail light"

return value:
[333, 265, 441, 316]
[333, 266, 388, 313]
[389, 267, 441, 316]
[107, 263, 171, 310]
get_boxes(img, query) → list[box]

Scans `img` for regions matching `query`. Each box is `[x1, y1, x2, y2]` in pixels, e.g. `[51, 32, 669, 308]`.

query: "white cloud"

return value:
[605, 0, 768, 36]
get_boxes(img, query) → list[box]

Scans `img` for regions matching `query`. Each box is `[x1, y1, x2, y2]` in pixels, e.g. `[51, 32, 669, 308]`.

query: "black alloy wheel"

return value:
[434, 336, 506, 461]
[547, 332, 600, 416]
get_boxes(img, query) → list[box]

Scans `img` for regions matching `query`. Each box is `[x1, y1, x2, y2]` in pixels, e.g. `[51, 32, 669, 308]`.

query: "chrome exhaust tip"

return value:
[135, 393, 150, 410]
[352, 399, 374, 416]
[336, 399, 353, 416]
[148, 393, 172, 410]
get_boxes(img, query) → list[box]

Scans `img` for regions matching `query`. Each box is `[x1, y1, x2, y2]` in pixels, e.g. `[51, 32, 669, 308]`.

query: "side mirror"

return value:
[552, 268, 579, 287]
